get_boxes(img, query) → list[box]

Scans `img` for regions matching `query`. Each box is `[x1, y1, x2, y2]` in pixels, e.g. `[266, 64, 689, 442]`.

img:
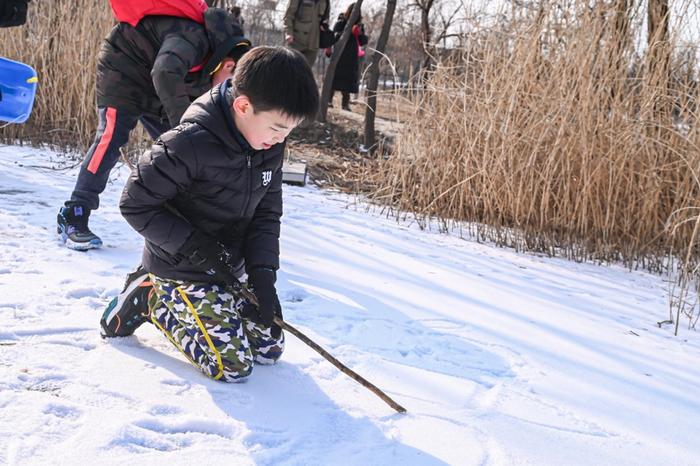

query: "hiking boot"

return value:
[57, 205, 103, 250]
[100, 266, 152, 338]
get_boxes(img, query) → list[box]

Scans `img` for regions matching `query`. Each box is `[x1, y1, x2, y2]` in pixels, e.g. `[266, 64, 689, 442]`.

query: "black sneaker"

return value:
[57, 205, 103, 250]
[100, 267, 152, 338]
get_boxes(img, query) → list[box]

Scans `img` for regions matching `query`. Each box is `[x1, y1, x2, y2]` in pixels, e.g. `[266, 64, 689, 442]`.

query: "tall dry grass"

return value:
[370, 1, 700, 276]
[0, 0, 149, 156]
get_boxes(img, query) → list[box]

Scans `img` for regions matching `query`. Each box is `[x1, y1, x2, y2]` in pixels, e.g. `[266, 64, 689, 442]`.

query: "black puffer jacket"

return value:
[97, 8, 246, 126]
[120, 79, 283, 282]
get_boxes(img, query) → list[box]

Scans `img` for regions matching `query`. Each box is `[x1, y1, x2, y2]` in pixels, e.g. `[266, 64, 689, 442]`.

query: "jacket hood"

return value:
[202, 8, 250, 75]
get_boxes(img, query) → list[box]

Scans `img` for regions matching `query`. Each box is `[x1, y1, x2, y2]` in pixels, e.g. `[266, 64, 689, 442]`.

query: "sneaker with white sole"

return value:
[57, 205, 103, 251]
[100, 267, 152, 338]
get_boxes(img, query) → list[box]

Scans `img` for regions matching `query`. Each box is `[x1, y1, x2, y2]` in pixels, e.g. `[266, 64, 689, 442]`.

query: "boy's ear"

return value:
[222, 58, 236, 74]
[232, 95, 252, 115]
[210, 58, 237, 87]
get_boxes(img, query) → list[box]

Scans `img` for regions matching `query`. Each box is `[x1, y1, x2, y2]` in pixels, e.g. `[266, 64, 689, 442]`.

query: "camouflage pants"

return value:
[148, 276, 284, 382]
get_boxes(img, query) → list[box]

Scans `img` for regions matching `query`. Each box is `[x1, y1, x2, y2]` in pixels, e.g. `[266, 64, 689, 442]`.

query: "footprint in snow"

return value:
[161, 378, 188, 387]
[15, 368, 70, 394]
[111, 425, 188, 453]
[148, 404, 182, 416]
[133, 417, 239, 439]
[160, 378, 191, 395]
[43, 403, 82, 420]
[243, 426, 292, 452]
[65, 287, 104, 299]
[43, 336, 97, 352]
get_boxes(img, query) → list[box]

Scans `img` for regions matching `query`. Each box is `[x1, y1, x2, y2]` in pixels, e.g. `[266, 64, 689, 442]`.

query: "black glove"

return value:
[178, 231, 239, 284]
[247, 267, 283, 338]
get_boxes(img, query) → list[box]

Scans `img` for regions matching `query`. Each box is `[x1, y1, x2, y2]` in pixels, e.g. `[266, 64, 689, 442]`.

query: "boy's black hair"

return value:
[232, 46, 319, 121]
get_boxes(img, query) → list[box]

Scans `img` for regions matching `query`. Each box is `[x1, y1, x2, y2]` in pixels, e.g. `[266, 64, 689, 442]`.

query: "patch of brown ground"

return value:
[285, 107, 396, 193]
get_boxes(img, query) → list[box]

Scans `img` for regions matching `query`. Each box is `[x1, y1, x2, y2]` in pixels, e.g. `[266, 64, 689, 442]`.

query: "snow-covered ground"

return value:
[0, 144, 699, 466]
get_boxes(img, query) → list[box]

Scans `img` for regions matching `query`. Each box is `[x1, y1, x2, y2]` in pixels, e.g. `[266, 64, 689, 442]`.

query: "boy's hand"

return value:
[247, 267, 283, 338]
[178, 232, 238, 284]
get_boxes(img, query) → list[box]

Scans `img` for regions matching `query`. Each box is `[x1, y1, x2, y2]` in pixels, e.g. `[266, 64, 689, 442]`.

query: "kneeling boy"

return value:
[104, 46, 319, 382]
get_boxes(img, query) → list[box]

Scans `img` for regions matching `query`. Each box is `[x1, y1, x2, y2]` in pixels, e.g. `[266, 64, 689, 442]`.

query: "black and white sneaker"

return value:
[57, 205, 103, 251]
[100, 267, 152, 338]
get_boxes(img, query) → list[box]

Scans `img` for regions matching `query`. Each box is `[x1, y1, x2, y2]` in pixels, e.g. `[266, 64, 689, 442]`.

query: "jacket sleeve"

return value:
[151, 35, 201, 127]
[283, 0, 300, 36]
[120, 132, 198, 255]
[243, 164, 283, 272]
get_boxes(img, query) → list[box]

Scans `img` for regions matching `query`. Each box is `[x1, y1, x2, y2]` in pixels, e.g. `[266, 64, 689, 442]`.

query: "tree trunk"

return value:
[318, 0, 364, 123]
[420, 3, 432, 69]
[417, 0, 435, 74]
[363, 0, 397, 152]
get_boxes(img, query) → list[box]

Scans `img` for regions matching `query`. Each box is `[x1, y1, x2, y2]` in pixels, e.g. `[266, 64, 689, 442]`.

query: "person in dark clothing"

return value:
[330, 3, 367, 110]
[101, 46, 319, 383]
[0, 0, 29, 27]
[57, 8, 251, 251]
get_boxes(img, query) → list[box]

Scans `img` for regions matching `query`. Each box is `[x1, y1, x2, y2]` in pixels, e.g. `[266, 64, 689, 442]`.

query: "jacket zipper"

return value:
[240, 153, 252, 217]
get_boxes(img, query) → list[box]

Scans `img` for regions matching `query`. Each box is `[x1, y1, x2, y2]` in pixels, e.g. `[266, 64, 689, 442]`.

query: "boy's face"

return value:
[232, 95, 302, 150]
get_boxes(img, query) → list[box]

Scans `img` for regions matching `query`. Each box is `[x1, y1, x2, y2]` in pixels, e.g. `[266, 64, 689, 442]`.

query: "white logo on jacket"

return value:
[262, 170, 273, 187]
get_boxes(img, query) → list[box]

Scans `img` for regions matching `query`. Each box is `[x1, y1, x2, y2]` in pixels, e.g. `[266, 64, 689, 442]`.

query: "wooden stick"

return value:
[237, 280, 406, 413]
[273, 316, 407, 414]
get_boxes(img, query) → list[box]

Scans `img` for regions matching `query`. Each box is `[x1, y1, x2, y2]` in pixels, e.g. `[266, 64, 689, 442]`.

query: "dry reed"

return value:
[369, 1, 700, 277]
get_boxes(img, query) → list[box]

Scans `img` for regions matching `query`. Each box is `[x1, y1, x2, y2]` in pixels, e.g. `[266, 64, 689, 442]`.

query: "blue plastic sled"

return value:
[0, 57, 38, 124]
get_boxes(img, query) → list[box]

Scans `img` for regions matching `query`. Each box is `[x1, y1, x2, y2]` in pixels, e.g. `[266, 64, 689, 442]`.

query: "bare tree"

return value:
[412, 0, 435, 71]
[363, 0, 397, 151]
[318, 0, 364, 122]
[369, 1, 423, 84]
[411, 0, 465, 76]
[433, 0, 463, 47]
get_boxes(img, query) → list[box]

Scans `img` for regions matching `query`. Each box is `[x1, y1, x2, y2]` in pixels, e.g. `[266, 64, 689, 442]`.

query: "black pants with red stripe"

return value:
[67, 107, 170, 210]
